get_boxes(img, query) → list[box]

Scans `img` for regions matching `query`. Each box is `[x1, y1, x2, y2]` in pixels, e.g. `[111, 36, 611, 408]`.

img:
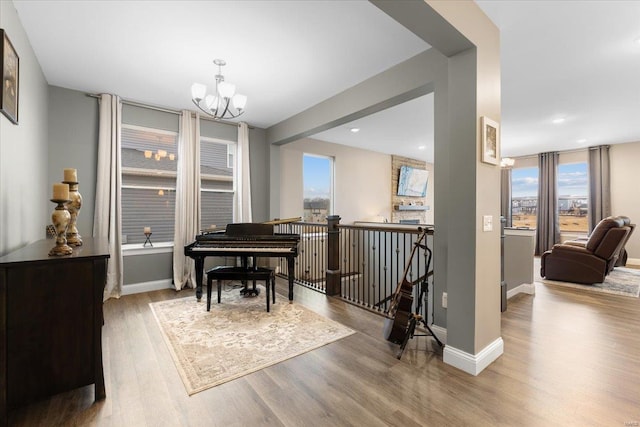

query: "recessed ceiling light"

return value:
[577, 138, 587, 144]
[418, 145, 426, 150]
[552, 117, 566, 124]
[349, 127, 360, 133]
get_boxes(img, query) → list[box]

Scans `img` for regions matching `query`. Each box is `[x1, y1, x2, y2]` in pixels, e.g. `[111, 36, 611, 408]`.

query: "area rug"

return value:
[540, 267, 640, 297]
[149, 286, 355, 395]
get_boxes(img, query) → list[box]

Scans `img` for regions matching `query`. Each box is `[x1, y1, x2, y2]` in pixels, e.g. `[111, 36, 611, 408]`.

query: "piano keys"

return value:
[184, 223, 300, 302]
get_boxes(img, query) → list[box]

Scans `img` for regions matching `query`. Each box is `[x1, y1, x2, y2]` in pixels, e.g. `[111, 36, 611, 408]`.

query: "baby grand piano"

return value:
[184, 223, 300, 302]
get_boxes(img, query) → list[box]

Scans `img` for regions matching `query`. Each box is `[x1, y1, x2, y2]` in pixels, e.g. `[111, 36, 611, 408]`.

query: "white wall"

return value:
[610, 141, 640, 260]
[0, 0, 49, 255]
[279, 138, 391, 224]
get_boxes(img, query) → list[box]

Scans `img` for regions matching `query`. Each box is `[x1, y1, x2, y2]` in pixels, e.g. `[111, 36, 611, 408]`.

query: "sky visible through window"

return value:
[511, 167, 538, 198]
[511, 163, 588, 197]
[303, 155, 331, 199]
[557, 163, 588, 196]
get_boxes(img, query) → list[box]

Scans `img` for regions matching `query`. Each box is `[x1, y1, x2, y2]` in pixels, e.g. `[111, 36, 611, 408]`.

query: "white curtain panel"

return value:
[93, 94, 123, 300]
[173, 111, 201, 290]
[234, 122, 252, 223]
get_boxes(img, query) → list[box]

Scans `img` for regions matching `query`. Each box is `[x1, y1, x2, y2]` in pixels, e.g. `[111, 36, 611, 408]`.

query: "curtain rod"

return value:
[511, 146, 594, 161]
[85, 93, 253, 128]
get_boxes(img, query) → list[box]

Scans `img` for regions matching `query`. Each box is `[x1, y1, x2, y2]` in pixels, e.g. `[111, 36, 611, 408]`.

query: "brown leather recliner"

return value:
[562, 215, 635, 268]
[614, 216, 635, 267]
[541, 216, 631, 284]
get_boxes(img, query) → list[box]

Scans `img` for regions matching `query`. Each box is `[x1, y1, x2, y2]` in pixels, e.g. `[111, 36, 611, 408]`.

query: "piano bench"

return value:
[205, 266, 276, 312]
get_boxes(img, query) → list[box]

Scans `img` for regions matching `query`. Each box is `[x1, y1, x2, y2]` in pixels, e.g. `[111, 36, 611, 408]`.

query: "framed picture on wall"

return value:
[0, 29, 19, 125]
[481, 116, 499, 165]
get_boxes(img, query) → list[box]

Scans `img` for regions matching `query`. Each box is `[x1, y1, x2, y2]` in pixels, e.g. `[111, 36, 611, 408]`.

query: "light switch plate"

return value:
[483, 215, 493, 232]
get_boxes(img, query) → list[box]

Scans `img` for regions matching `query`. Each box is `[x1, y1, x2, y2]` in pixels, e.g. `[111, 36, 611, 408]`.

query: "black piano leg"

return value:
[287, 256, 295, 303]
[195, 257, 204, 301]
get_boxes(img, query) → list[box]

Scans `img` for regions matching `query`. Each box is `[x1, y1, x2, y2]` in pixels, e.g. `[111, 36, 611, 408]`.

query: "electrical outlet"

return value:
[442, 292, 448, 308]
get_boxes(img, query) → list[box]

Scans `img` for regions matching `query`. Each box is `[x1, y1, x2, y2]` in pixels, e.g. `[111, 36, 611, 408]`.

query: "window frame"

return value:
[121, 123, 179, 248]
[200, 136, 236, 231]
[302, 153, 334, 222]
[557, 161, 589, 233]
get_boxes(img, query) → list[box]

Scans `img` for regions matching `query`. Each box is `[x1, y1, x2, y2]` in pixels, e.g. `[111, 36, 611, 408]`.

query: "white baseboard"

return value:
[443, 337, 504, 376]
[507, 283, 536, 299]
[626, 258, 640, 267]
[121, 279, 173, 295]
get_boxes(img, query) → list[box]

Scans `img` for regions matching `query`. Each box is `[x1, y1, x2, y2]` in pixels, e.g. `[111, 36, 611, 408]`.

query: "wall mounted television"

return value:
[397, 166, 429, 197]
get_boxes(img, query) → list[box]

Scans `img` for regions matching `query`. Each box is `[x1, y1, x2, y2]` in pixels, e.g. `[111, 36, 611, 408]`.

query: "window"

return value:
[121, 125, 178, 244]
[303, 154, 333, 223]
[511, 167, 538, 228]
[201, 137, 235, 231]
[558, 162, 588, 232]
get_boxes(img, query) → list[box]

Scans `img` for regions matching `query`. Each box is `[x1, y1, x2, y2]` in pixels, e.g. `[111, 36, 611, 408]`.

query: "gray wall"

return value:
[0, 0, 49, 256]
[48, 86, 99, 239]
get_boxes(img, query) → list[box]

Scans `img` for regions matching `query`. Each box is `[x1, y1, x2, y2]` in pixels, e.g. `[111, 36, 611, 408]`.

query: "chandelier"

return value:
[191, 59, 247, 120]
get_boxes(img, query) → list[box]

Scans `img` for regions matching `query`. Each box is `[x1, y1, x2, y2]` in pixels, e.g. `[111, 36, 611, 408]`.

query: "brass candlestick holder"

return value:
[63, 180, 83, 246]
[49, 199, 73, 256]
[143, 232, 153, 247]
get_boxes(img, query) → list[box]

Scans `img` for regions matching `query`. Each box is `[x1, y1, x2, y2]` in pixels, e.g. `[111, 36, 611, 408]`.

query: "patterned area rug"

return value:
[541, 267, 640, 297]
[149, 286, 355, 395]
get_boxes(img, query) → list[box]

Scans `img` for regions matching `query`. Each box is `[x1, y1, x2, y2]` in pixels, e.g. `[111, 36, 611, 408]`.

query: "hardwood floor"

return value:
[9, 274, 640, 426]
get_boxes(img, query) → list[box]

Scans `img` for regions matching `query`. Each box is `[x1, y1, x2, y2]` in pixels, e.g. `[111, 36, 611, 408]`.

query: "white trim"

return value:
[201, 135, 236, 145]
[121, 184, 177, 191]
[626, 257, 640, 267]
[122, 123, 178, 136]
[443, 337, 504, 376]
[121, 279, 174, 295]
[507, 283, 536, 299]
[122, 242, 174, 256]
[201, 188, 234, 193]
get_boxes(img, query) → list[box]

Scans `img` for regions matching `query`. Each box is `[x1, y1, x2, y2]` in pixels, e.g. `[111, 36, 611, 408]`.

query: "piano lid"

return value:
[226, 223, 274, 236]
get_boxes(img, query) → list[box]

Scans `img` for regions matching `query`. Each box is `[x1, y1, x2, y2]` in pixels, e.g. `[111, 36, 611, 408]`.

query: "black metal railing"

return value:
[275, 217, 435, 322]
[275, 221, 328, 292]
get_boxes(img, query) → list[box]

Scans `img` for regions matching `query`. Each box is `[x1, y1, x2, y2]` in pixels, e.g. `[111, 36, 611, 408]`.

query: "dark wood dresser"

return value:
[0, 237, 109, 426]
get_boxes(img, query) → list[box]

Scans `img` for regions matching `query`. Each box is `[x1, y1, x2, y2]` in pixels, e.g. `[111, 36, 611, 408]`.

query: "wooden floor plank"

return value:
[7, 272, 640, 426]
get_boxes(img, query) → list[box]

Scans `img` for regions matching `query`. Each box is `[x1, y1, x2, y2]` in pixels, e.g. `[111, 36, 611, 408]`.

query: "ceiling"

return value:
[13, 1, 640, 162]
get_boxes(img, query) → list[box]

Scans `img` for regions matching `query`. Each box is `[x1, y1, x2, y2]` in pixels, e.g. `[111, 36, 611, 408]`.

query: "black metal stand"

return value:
[396, 245, 443, 360]
[143, 232, 153, 247]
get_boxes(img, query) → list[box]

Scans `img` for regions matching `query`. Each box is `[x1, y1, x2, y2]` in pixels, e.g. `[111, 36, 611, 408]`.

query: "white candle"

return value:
[63, 168, 77, 182]
[53, 183, 69, 200]
[144, 227, 151, 234]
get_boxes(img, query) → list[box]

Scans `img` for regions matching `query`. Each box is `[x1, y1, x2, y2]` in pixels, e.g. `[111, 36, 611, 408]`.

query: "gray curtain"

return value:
[535, 151, 560, 255]
[501, 168, 512, 227]
[588, 145, 611, 232]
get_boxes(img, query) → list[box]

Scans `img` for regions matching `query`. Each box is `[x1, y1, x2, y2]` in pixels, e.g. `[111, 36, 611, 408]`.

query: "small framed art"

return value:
[1, 29, 19, 125]
[481, 116, 499, 165]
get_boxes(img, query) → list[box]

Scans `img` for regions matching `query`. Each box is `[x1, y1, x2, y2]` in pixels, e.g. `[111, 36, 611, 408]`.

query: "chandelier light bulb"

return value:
[233, 94, 247, 110]
[205, 94, 217, 110]
[218, 81, 236, 99]
[191, 83, 207, 101]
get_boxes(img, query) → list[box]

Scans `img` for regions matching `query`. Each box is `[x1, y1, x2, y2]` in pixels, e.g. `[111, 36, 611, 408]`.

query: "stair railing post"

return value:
[326, 215, 341, 296]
